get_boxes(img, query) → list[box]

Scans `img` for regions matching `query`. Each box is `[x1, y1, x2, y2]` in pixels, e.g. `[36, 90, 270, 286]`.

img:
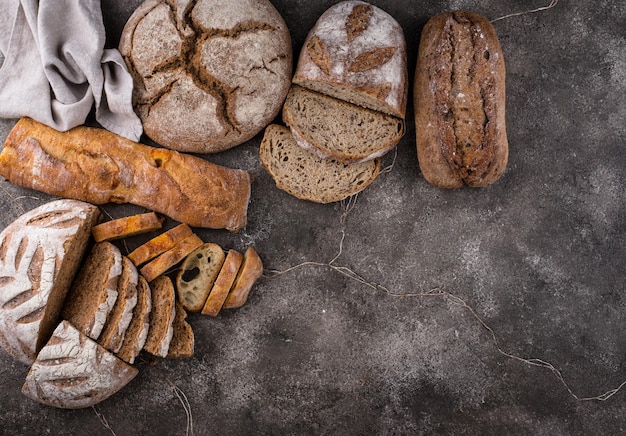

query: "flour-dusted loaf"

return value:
[414, 11, 508, 188]
[176, 243, 225, 312]
[98, 257, 139, 353]
[0, 200, 101, 365]
[120, 0, 292, 153]
[22, 321, 138, 409]
[223, 247, 263, 309]
[293, 1, 407, 119]
[201, 249, 243, 316]
[61, 242, 123, 341]
[0, 118, 252, 231]
[117, 276, 152, 364]
[260, 124, 381, 203]
[283, 85, 404, 163]
[166, 301, 194, 359]
[143, 276, 176, 357]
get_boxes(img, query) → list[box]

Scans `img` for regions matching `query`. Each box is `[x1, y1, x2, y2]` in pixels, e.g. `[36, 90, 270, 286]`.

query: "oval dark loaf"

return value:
[414, 10, 508, 188]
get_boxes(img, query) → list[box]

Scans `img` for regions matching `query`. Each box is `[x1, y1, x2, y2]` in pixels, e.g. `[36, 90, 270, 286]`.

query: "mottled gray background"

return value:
[1, 0, 626, 434]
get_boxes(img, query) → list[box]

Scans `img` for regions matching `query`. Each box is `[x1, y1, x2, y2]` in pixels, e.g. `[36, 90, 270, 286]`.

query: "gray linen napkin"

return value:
[0, 0, 142, 141]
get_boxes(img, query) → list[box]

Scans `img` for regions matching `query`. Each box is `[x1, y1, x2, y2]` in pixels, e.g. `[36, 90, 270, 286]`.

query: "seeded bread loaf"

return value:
[143, 276, 176, 357]
[223, 247, 263, 309]
[120, 0, 292, 153]
[22, 321, 138, 409]
[283, 85, 404, 163]
[201, 249, 244, 316]
[414, 11, 508, 188]
[0, 118, 252, 231]
[260, 124, 381, 203]
[0, 200, 101, 365]
[61, 242, 123, 341]
[117, 276, 152, 364]
[176, 243, 226, 312]
[98, 257, 139, 353]
[293, 1, 407, 119]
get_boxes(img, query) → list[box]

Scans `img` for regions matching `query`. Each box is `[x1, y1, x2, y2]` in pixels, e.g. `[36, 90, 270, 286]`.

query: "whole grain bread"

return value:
[176, 243, 226, 312]
[166, 301, 194, 359]
[414, 11, 508, 188]
[61, 242, 123, 341]
[21, 321, 138, 409]
[260, 124, 381, 203]
[0, 118, 252, 231]
[120, 0, 292, 153]
[98, 257, 139, 353]
[0, 200, 101, 365]
[293, 1, 407, 119]
[283, 85, 404, 163]
[143, 276, 176, 357]
[117, 276, 152, 364]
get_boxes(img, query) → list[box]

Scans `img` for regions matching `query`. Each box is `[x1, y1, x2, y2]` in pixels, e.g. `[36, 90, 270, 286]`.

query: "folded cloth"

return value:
[0, 0, 142, 141]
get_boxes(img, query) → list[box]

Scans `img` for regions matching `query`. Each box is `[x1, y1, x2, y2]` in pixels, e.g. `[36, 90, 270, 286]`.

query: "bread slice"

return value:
[260, 124, 381, 203]
[117, 276, 152, 364]
[176, 243, 225, 312]
[140, 234, 204, 282]
[22, 320, 138, 409]
[128, 223, 193, 266]
[282, 86, 404, 163]
[166, 301, 194, 359]
[0, 200, 101, 365]
[61, 242, 123, 341]
[143, 276, 176, 357]
[91, 212, 164, 242]
[223, 247, 263, 309]
[201, 249, 244, 317]
[98, 257, 139, 353]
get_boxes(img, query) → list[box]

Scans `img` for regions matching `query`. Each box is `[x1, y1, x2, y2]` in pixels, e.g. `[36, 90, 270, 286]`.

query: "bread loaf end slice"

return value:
[166, 301, 194, 359]
[0, 200, 101, 365]
[260, 124, 381, 203]
[283, 86, 404, 163]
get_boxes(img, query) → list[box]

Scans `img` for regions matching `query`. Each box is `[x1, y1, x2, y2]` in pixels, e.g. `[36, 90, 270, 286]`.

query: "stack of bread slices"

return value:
[0, 200, 262, 409]
[261, 0, 408, 203]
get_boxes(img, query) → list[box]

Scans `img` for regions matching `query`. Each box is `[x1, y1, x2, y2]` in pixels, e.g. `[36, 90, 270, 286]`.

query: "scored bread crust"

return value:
[61, 242, 123, 341]
[22, 321, 138, 409]
[0, 118, 252, 231]
[293, 0, 407, 119]
[176, 243, 226, 312]
[223, 247, 263, 309]
[283, 85, 404, 163]
[0, 200, 101, 365]
[119, 0, 293, 153]
[260, 124, 381, 203]
[414, 11, 508, 188]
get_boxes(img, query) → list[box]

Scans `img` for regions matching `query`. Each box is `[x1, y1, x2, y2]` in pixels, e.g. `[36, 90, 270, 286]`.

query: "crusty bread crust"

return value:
[201, 249, 243, 316]
[223, 247, 263, 309]
[414, 11, 508, 188]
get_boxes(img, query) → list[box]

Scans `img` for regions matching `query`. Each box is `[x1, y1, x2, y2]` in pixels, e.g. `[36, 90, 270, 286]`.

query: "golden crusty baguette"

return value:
[128, 224, 193, 266]
[92, 212, 164, 242]
[223, 247, 263, 309]
[0, 118, 252, 231]
[140, 234, 204, 282]
[201, 249, 243, 317]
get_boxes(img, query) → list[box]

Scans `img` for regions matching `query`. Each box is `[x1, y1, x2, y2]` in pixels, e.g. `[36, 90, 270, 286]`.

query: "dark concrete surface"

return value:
[1, 0, 626, 434]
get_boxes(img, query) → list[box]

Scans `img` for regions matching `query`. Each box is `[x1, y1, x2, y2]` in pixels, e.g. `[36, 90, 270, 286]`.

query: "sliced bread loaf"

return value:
[176, 243, 226, 312]
[128, 223, 193, 266]
[223, 247, 264, 310]
[201, 249, 244, 317]
[282, 86, 404, 163]
[61, 242, 123, 341]
[117, 276, 152, 364]
[143, 276, 176, 358]
[166, 301, 194, 359]
[92, 212, 164, 242]
[0, 200, 101, 365]
[260, 124, 381, 203]
[22, 320, 138, 409]
[98, 257, 139, 353]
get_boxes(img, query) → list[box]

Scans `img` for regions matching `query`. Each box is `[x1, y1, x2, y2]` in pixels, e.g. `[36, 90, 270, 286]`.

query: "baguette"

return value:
[92, 212, 164, 242]
[128, 224, 193, 266]
[414, 11, 508, 188]
[0, 118, 252, 231]
[176, 243, 226, 312]
[139, 234, 204, 282]
[223, 247, 263, 309]
[201, 249, 243, 317]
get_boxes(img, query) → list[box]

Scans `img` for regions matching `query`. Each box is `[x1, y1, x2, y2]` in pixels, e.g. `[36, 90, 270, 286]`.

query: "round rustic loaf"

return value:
[120, 0, 292, 153]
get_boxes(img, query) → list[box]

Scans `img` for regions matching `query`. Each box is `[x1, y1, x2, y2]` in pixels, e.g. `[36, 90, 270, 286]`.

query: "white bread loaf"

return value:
[22, 320, 138, 409]
[0, 200, 101, 365]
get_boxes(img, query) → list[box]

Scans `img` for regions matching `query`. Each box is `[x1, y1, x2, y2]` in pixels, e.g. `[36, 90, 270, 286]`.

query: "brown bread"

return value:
[116, 276, 152, 364]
